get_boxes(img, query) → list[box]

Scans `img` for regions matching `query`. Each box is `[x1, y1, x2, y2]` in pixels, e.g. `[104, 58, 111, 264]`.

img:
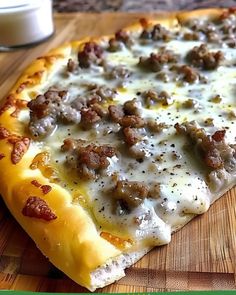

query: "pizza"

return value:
[0, 8, 236, 291]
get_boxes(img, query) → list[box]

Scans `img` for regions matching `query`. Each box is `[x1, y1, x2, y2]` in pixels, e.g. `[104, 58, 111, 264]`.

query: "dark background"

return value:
[53, 0, 236, 12]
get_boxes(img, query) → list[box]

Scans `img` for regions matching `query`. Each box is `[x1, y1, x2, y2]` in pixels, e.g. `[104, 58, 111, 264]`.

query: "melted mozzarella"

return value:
[27, 20, 236, 248]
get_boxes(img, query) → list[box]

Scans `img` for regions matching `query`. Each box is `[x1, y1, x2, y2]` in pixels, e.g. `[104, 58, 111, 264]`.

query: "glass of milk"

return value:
[0, 0, 54, 51]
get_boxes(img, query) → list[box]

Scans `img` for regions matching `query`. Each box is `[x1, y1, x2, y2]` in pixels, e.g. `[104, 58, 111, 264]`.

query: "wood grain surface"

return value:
[0, 13, 236, 292]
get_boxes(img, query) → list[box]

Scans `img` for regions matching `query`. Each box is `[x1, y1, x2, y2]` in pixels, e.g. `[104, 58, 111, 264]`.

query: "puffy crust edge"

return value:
[177, 8, 225, 23]
[0, 8, 231, 291]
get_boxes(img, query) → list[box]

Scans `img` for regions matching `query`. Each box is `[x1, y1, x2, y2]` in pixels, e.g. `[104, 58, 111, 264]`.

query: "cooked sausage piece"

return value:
[105, 65, 131, 80]
[107, 29, 133, 51]
[28, 88, 82, 137]
[67, 58, 78, 73]
[177, 65, 199, 83]
[78, 42, 103, 68]
[140, 23, 172, 41]
[112, 180, 149, 208]
[123, 98, 142, 116]
[123, 127, 142, 146]
[138, 50, 177, 72]
[142, 90, 171, 107]
[80, 108, 101, 129]
[108, 105, 125, 123]
[174, 121, 236, 171]
[186, 44, 224, 70]
[62, 139, 116, 180]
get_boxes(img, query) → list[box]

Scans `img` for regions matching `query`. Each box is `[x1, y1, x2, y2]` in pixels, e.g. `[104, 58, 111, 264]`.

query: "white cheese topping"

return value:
[26, 16, 236, 248]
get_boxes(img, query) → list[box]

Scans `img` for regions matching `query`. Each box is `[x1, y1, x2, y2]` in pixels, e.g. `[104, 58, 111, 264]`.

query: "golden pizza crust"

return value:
[0, 8, 231, 290]
[177, 8, 224, 24]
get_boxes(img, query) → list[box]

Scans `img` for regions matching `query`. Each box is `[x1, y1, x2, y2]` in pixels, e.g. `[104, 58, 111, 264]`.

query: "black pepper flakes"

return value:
[98, 206, 105, 213]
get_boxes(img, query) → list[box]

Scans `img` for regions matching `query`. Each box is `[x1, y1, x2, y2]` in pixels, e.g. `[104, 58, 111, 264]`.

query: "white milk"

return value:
[0, 0, 54, 48]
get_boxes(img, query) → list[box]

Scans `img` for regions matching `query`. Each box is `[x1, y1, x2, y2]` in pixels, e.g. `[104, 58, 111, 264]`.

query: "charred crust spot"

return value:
[9, 137, 30, 165]
[41, 185, 52, 195]
[220, 7, 236, 19]
[16, 83, 28, 94]
[37, 54, 64, 65]
[0, 95, 27, 117]
[16, 71, 44, 94]
[0, 127, 30, 164]
[31, 180, 42, 188]
[139, 18, 149, 29]
[0, 126, 10, 139]
[31, 180, 52, 194]
[22, 196, 57, 221]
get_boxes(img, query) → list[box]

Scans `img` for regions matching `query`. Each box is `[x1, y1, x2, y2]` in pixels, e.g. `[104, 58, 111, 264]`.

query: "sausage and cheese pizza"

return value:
[0, 8, 236, 291]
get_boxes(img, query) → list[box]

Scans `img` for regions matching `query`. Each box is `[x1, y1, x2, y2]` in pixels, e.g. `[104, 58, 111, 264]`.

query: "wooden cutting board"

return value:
[0, 12, 236, 292]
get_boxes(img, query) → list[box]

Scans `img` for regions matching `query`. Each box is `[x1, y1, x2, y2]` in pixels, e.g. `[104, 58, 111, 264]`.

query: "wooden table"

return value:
[0, 13, 236, 292]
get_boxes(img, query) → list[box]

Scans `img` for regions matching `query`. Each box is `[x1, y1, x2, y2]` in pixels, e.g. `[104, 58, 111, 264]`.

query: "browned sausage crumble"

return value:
[112, 180, 149, 208]
[186, 44, 224, 70]
[28, 88, 82, 137]
[142, 90, 172, 107]
[61, 138, 116, 179]
[111, 180, 161, 214]
[28, 85, 116, 137]
[108, 30, 133, 52]
[140, 24, 172, 41]
[176, 65, 200, 83]
[183, 11, 236, 47]
[78, 42, 103, 68]
[138, 50, 178, 72]
[67, 58, 78, 73]
[175, 121, 236, 171]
